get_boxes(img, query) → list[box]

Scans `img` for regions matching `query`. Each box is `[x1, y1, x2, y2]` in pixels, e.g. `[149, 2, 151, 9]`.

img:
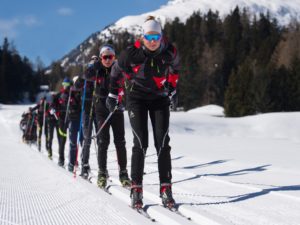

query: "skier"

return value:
[78, 55, 100, 178]
[80, 47, 130, 188]
[66, 76, 83, 172]
[22, 107, 38, 144]
[20, 110, 31, 134]
[106, 16, 180, 208]
[51, 78, 72, 166]
[46, 95, 60, 160]
[31, 97, 48, 151]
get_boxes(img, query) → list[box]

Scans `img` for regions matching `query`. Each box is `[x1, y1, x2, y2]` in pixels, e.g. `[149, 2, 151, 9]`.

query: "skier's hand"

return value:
[106, 93, 118, 112]
[49, 108, 56, 115]
[117, 103, 125, 112]
[169, 90, 178, 111]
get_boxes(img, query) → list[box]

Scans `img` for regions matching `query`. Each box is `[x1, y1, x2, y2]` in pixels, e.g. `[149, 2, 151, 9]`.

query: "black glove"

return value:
[169, 90, 178, 111]
[106, 94, 118, 112]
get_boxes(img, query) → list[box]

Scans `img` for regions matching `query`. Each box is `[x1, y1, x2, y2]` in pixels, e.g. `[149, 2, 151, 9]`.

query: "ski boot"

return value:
[68, 163, 74, 173]
[130, 184, 143, 209]
[57, 160, 64, 167]
[119, 169, 131, 187]
[38, 138, 41, 151]
[47, 149, 52, 160]
[160, 183, 175, 209]
[97, 171, 107, 189]
[80, 165, 90, 179]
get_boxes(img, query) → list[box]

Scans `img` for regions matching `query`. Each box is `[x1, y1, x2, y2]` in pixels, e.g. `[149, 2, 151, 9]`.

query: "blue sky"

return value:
[0, 0, 168, 67]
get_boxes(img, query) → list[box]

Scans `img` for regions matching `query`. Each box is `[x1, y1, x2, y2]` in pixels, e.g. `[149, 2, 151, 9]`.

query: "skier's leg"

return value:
[127, 97, 149, 185]
[44, 120, 48, 150]
[149, 98, 172, 184]
[47, 119, 54, 158]
[68, 120, 80, 171]
[96, 113, 110, 173]
[37, 119, 43, 151]
[58, 119, 67, 166]
[80, 111, 93, 176]
[149, 98, 175, 206]
[111, 112, 127, 171]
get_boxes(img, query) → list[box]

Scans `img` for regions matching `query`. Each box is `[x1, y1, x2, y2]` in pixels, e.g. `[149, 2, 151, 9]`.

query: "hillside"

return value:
[59, 0, 300, 68]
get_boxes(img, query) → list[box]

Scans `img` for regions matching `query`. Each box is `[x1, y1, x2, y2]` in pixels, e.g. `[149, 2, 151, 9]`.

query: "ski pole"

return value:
[92, 127, 98, 158]
[83, 75, 98, 140]
[91, 106, 117, 139]
[43, 98, 46, 135]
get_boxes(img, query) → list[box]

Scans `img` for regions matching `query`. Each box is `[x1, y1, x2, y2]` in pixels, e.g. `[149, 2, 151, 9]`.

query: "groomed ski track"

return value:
[1, 104, 300, 225]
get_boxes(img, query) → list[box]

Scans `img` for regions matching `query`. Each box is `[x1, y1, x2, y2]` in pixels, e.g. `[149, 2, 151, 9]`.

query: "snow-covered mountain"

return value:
[60, 0, 300, 68]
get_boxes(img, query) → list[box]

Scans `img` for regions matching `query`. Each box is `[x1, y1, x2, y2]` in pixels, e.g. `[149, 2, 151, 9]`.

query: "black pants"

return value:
[46, 117, 59, 153]
[68, 119, 81, 166]
[58, 118, 68, 163]
[127, 96, 172, 185]
[81, 109, 97, 167]
[95, 99, 127, 173]
[37, 117, 48, 148]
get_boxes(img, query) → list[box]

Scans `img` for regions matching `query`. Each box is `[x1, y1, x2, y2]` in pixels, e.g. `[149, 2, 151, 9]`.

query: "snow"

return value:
[60, 57, 69, 68]
[1, 104, 300, 225]
[187, 104, 224, 116]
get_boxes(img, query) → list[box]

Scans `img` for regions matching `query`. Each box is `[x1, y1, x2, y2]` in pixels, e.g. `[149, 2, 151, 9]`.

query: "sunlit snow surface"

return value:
[1, 104, 300, 225]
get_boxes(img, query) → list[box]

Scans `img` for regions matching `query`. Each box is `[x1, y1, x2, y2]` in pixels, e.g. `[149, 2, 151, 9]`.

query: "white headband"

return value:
[142, 19, 162, 34]
[99, 46, 115, 56]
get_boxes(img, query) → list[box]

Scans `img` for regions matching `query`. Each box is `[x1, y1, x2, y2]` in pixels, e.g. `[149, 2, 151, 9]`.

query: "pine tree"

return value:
[49, 62, 66, 91]
[0, 38, 9, 103]
[222, 7, 243, 99]
[224, 59, 256, 117]
[286, 56, 300, 110]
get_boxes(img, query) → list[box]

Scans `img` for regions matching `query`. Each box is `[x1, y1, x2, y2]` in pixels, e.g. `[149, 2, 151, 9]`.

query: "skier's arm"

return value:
[167, 44, 180, 95]
[30, 104, 39, 112]
[106, 53, 128, 112]
[74, 76, 85, 90]
[49, 93, 61, 119]
[109, 49, 129, 98]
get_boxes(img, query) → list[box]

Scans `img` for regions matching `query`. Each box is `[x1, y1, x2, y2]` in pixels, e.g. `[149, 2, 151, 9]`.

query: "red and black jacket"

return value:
[52, 87, 81, 121]
[84, 60, 112, 100]
[31, 99, 49, 122]
[79, 60, 120, 113]
[110, 38, 180, 100]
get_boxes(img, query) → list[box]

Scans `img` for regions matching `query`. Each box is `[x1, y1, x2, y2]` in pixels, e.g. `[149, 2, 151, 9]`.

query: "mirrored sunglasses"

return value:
[144, 34, 161, 41]
[102, 55, 114, 60]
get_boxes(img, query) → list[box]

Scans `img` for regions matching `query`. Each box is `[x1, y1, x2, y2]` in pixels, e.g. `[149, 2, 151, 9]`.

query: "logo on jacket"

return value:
[153, 77, 166, 89]
[129, 111, 135, 118]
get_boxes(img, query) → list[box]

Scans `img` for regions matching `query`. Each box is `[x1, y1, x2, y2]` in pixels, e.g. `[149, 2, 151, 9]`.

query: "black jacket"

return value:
[32, 99, 48, 122]
[79, 60, 114, 113]
[52, 87, 81, 121]
[110, 38, 180, 100]
[52, 88, 70, 120]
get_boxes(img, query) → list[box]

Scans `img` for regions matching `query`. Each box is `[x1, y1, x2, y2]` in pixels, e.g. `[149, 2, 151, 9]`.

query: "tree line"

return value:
[163, 7, 300, 116]
[2, 6, 300, 117]
[0, 38, 45, 103]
